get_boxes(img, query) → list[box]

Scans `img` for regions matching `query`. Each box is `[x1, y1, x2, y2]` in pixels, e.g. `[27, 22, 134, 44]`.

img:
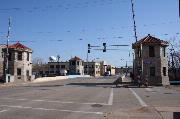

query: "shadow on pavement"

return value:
[66, 82, 115, 88]
[66, 80, 133, 88]
[23, 84, 65, 88]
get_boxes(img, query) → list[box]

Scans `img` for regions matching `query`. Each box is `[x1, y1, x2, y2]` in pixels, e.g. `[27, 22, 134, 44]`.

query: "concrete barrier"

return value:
[32, 75, 91, 83]
[32, 76, 68, 83]
[68, 75, 90, 79]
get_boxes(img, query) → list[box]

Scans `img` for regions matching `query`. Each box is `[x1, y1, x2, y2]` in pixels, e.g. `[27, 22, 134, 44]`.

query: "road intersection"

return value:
[0, 77, 179, 119]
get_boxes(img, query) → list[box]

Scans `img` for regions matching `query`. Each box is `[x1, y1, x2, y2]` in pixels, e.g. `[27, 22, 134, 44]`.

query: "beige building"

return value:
[84, 61, 101, 77]
[132, 34, 169, 85]
[69, 56, 84, 75]
[100, 61, 107, 76]
[107, 65, 116, 75]
[32, 56, 112, 77]
[48, 61, 69, 76]
[2, 42, 33, 82]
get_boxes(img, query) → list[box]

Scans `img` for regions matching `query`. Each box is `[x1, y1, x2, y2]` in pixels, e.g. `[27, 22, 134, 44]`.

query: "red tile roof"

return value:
[8, 42, 32, 51]
[70, 56, 82, 61]
[132, 34, 169, 48]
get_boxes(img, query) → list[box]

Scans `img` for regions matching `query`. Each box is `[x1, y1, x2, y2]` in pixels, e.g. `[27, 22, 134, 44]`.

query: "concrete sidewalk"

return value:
[106, 106, 163, 119]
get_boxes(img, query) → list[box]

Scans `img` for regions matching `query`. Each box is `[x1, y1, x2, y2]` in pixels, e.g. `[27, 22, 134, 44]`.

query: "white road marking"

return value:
[129, 88, 148, 107]
[108, 88, 113, 105]
[0, 105, 103, 115]
[33, 100, 44, 102]
[0, 110, 8, 113]
[0, 98, 109, 106]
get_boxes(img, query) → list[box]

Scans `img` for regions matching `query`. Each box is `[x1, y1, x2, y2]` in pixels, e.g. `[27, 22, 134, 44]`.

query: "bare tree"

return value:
[32, 57, 45, 77]
[32, 57, 44, 65]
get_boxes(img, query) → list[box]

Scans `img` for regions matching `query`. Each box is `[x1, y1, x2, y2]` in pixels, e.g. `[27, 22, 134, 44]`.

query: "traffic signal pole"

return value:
[87, 44, 91, 75]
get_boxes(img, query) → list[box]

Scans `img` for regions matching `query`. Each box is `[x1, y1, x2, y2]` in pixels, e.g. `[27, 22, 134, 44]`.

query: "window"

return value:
[18, 52, 22, 60]
[45, 71, 49, 74]
[50, 71, 54, 74]
[8, 52, 12, 61]
[27, 53, 29, 61]
[50, 65, 54, 68]
[138, 49, 141, 58]
[56, 65, 60, 68]
[56, 71, 60, 74]
[26, 70, 29, 76]
[17, 68, 21, 75]
[72, 61, 75, 65]
[163, 67, 166, 76]
[162, 47, 166, 57]
[61, 65, 65, 69]
[150, 67, 155, 76]
[149, 46, 155, 57]
[56, 65, 60, 72]
[77, 61, 79, 65]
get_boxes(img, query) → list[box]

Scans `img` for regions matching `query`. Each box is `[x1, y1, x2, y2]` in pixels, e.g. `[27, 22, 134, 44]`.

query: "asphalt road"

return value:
[0, 77, 180, 119]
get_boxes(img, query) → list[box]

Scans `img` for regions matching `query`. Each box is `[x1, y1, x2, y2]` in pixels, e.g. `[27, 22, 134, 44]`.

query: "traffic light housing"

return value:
[88, 44, 90, 53]
[103, 43, 106, 52]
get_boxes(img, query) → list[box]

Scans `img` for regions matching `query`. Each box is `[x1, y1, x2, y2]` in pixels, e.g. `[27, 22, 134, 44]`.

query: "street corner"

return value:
[105, 106, 163, 119]
[155, 106, 180, 119]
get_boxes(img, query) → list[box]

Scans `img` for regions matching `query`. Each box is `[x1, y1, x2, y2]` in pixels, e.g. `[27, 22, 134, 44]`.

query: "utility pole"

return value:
[125, 61, 128, 76]
[131, 0, 138, 42]
[5, 17, 11, 82]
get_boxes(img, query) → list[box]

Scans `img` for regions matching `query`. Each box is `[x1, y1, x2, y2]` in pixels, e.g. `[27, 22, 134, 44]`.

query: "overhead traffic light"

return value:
[103, 43, 106, 52]
[88, 44, 90, 53]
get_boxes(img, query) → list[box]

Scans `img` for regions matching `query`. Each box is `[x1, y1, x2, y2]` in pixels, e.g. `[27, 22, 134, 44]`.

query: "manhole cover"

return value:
[91, 104, 103, 107]
[164, 92, 172, 94]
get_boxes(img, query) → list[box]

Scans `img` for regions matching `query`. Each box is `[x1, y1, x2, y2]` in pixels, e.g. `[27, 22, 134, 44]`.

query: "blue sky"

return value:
[0, 0, 180, 67]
